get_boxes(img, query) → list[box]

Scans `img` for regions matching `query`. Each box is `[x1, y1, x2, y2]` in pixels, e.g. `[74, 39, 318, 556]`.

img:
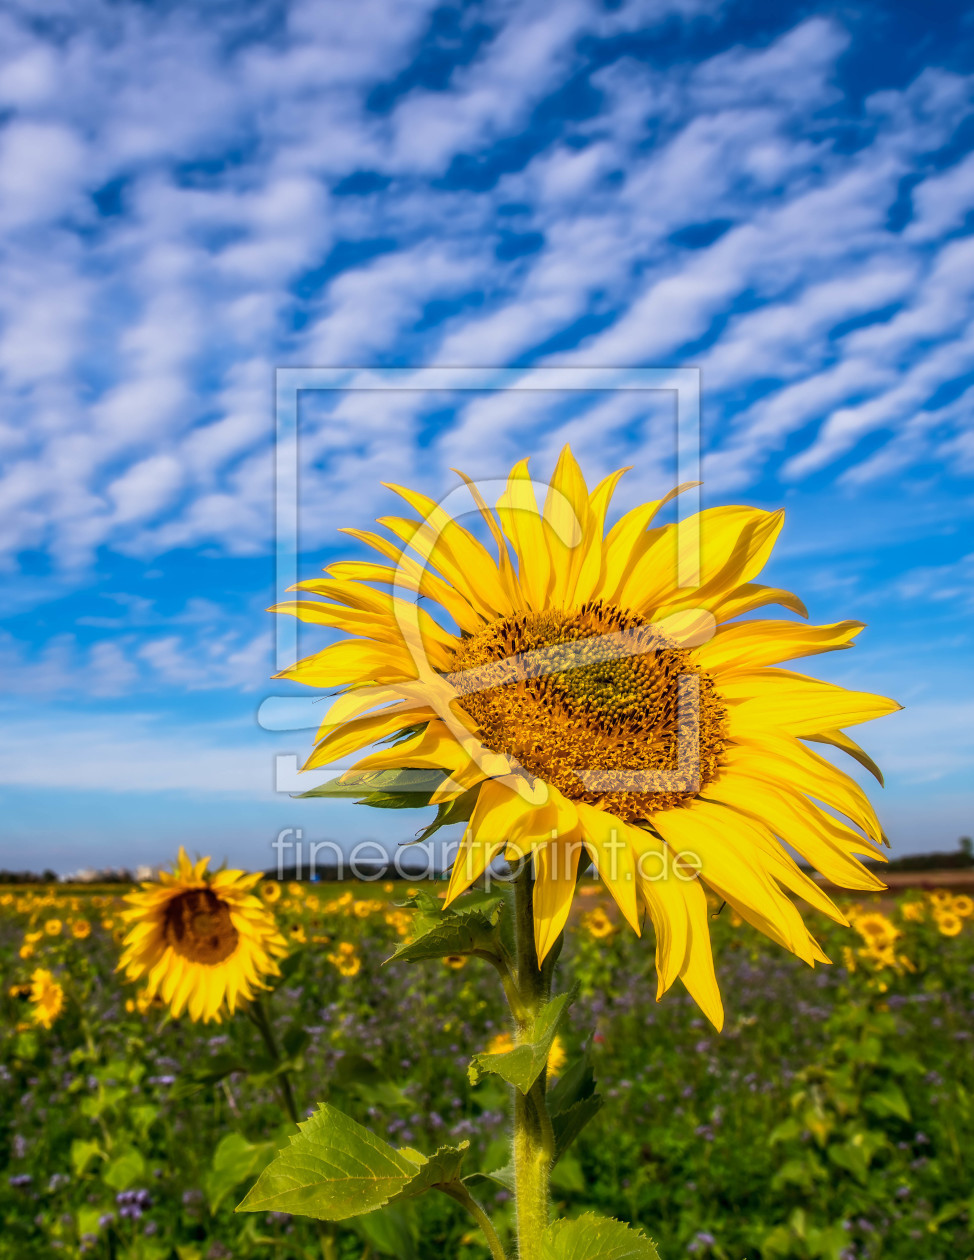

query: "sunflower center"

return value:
[163, 888, 239, 965]
[448, 599, 727, 822]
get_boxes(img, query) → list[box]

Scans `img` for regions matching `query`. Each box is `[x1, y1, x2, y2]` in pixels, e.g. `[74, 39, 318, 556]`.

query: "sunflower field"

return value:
[3, 877, 974, 1260]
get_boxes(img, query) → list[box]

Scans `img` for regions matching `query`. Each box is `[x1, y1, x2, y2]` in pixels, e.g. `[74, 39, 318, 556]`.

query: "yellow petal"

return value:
[572, 465, 630, 605]
[804, 727, 885, 787]
[332, 535, 484, 634]
[533, 834, 583, 963]
[629, 827, 688, 994]
[302, 706, 437, 771]
[443, 779, 544, 905]
[496, 458, 552, 611]
[575, 802, 640, 934]
[690, 581, 809, 624]
[722, 668, 902, 734]
[650, 801, 811, 960]
[274, 639, 418, 688]
[676, 875, 724, 1032]
[703, 771, 886, 890]
[624, 506, 785, 617]
[725, 736, 885, 845]
[697, 620, 864, 673]
[381, 481, 513, 620]
[542, 445, 592, 607]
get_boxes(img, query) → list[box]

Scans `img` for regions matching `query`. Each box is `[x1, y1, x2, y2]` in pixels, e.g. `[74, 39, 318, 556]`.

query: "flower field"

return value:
[3, 877, 974, 1260]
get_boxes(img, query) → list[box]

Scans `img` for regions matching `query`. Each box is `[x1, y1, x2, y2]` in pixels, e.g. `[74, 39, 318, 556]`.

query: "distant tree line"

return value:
[3, 840, 972, 886]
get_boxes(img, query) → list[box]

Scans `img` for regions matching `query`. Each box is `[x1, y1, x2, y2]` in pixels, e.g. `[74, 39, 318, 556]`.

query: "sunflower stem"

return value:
[510, 865, 553, 1260]
[248, 995, 299, 1127]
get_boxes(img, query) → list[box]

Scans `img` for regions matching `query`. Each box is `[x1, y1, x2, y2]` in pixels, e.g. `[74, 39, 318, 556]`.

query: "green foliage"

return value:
[295, 767, 445, 808]
[4, 880, 974, 1258]
[547, 1054, 604, 1162]
[388, 888, 506, 965]
[205, 1133, 276, 1211]
[468, 989, 575, 1093]
[541, 1212, 660, 1259]
[236, 1103, 469, 1220]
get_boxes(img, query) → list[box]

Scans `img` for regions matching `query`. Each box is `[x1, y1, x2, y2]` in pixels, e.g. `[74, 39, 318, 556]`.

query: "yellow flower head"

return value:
[901, 900, 925, 923]
[260, 880, 282, 904]
[29, 968, 64, 1028]
[287, 881, 303, 897]
[854, 912, 900, 948]
[117, 848, 288, 1023]
[70, 919, 92, 940]
[44, 919, 62, 936]
[274, 449, 899, 1030]
[326, 940, 361, 977]
[582, 906, 616, 939]
[936, 912, 963, 938]
[951, 894, 973, 918]
[443, 954, 468, 970]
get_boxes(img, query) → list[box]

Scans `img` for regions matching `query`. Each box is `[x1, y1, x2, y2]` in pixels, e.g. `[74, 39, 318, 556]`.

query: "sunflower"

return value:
[117, 848, 288, 1023]
[582, 906, 616, 939]
[951, 894, 973, 918]
[853, 912, 900, 948]
[936, 912, 963, 938]
[273, 448, 899, 1030]
[29, 968, 64, 1028]
[326, 941, 361, 977]
[71, 919, 91, 939]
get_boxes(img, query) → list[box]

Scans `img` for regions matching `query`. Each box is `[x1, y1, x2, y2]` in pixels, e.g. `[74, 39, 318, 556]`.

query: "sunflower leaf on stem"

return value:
[540, 1213, 660, 1259]
[468, 988, 576, 1094]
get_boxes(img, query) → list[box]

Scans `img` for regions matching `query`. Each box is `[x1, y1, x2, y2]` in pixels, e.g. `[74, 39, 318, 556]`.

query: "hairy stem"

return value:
[511, 866, 553, 1260]
[439, 1183, 510, 1260]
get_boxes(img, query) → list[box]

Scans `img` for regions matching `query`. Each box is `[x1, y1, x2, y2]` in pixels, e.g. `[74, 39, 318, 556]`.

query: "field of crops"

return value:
[3, 875, 974, 1260]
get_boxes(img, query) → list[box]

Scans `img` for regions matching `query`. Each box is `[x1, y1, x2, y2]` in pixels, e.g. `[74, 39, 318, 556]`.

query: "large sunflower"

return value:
[273, 448, 899, 1029]
[118, 849, 288, 1023]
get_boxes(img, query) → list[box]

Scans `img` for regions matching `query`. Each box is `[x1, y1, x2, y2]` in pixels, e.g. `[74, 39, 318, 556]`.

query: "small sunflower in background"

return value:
[936, 912, 963, 938]
[274, 447, 900, 1030]
[260, 880, 282, 904]
[29, 968, 64, 1028]
[326, 941, 361, 977]
[582, 906, 616, 939]
[70, 919, 91, 940]
[118, 848, 288, 1023]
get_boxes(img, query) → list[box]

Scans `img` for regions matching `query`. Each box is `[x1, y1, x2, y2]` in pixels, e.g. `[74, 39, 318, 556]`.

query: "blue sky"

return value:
[1, 0, 973, 874]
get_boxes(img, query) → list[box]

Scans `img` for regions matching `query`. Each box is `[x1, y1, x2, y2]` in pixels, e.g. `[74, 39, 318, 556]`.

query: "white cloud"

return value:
[0, 1, 969, 591]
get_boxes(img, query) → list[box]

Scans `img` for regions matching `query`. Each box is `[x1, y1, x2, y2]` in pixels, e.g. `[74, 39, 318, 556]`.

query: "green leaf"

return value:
[464, 1163, 515, 1194]
[547, 1056, 603, 1162]
[863, 1083, 911, 1122]
[412, 788, 480, 843]
[387, 890, 505, 966]
[541, 1213, 660, 1260]
[353, 1204, 420, 1260]
[469, 990, 575, 1094]
[70, 1138, 103, 1177]
[103, 1148, 146, 1192]
[206, 1133, 276, 1212]
[297, 768, 445, 804]
[389, 1142, 469, 1203]
[236, 1105, 467, 1221]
